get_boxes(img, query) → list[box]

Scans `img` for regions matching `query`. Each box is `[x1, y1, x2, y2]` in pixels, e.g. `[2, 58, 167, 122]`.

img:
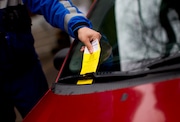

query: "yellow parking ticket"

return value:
[77, 39, 101, 85]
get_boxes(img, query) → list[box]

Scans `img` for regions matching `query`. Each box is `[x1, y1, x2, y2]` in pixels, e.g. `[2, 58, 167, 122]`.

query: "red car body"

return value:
[23, 74, 180, 122]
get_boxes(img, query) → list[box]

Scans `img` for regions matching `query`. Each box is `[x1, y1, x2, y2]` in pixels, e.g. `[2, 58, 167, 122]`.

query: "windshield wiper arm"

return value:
[58, 72, 145, 84]
[146, 53, 180, 69]
[58, 64, 180, 83]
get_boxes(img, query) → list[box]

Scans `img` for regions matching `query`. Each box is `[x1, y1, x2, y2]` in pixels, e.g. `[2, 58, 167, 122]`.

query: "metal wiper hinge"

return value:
[58, 72, 95, 83]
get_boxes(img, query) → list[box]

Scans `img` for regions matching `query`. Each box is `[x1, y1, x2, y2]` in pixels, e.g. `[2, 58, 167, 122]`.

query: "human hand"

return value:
[77, 27, 101, 53]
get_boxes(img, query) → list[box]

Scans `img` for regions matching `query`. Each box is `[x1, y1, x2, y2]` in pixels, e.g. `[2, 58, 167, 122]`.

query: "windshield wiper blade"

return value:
[146, 53, 180, 69]
[58, 64, 180, 83]
[58, 72, 145, 83]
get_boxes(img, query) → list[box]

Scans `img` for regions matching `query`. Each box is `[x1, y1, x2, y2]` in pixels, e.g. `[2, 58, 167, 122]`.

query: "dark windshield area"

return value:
[60, 0, 180, 78]
[114, 0, 180, 71]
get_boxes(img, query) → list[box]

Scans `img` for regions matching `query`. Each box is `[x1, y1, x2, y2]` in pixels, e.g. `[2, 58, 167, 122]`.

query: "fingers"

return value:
[83, 39, 93, 53]
[80, 46, 85, 52]
[80, 42, 93, 53]
[78, 27, 101, 54]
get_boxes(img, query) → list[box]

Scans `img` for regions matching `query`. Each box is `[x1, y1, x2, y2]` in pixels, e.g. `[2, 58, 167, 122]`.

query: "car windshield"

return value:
[61, 0, 180, 77]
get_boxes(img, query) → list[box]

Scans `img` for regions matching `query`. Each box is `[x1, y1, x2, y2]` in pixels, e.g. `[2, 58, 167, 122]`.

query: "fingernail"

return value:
[89, 49, 93, 53]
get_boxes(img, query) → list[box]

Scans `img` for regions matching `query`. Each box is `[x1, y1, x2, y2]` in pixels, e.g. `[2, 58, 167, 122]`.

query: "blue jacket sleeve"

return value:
[22, 0, 92, 38]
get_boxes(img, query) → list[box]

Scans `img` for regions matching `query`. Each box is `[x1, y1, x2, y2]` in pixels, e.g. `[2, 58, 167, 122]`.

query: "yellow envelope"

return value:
[77, 39, 101, 85]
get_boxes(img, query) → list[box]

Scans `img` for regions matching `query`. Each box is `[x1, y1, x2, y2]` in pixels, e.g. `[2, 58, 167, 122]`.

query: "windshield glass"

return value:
[115, 0, 180, 71]
[61, 0, 180, 77]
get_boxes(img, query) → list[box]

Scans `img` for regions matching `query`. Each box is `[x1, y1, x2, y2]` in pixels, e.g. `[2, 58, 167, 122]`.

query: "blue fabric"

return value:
[0, 61, 49, 121]
[0, 6, 48, 120]
[22, 0, 92, 37]
[0, 31, 48, 121]
[0, 32, 38, 74]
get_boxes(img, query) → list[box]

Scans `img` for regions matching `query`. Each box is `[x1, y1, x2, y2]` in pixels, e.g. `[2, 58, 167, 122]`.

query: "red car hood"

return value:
[23, 78, 180, 122]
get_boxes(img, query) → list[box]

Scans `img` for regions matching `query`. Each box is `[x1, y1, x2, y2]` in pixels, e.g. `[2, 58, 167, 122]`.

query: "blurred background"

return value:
[15, 0, 93, 121]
